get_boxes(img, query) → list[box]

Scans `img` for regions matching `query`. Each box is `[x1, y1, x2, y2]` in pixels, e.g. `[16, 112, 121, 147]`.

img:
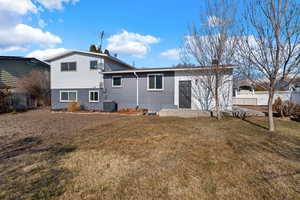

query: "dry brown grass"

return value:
[1, 110, 300, 200]
[60, 116, 300, 200]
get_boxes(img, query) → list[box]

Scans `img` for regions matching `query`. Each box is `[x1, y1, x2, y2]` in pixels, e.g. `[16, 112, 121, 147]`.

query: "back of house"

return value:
[47, 50, 234, 112]
[45, 50, 135, 111]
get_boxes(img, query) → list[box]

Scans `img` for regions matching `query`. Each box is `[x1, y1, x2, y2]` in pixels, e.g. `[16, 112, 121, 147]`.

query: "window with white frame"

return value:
[90, 60, 98, 70]
[61, 62, 77, 72]
[112, 76, 122, 87]
[89, 90, 99, 102]
[60, 91, 77, 102]
[148, 74, 163, 90]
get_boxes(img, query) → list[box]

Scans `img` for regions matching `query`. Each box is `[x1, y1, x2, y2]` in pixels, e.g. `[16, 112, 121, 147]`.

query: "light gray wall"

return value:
[104, 71, 176, 111]
[104, 59, 132, 71]
[51, 89, 103, 110]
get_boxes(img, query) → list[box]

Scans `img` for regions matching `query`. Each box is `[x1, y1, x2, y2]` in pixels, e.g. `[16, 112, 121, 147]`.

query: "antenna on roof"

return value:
[98, 31, 105, 53]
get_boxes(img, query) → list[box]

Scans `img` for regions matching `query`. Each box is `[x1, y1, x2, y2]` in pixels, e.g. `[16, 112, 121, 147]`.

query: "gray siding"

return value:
[104, 71, 176, 111]
[51, 89, 103, 110]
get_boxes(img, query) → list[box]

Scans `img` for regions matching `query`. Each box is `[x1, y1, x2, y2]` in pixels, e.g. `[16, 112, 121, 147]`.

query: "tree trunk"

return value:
[215, 70, 221, 120]
[268, 88, 275, 132]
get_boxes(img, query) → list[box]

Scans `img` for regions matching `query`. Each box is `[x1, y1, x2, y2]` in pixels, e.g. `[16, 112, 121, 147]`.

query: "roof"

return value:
[44, 49, 134, 69]
[0, 56, 49, 66]
[102, 65, 235, 74]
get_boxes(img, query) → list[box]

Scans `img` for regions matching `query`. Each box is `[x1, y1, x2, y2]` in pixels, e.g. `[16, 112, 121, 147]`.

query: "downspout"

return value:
[133, 72, 139, 108]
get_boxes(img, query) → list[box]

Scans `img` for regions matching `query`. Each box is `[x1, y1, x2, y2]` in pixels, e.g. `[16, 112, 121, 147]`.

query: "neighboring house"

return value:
[0, 56, 50, 110]
[0, 56, 49, 89]
[47, 50, 234, 112]
[233, 78, 300, 105]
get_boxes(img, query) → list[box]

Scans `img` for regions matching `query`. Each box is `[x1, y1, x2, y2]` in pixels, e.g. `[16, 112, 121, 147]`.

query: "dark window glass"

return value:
[149, 75, 155, 89]
[90, 91, 99, 101]
[156, 75, 163, 89]
[69, 62, 76, 71]
[69, 92, 77, 101]
[113, 77, 122, 86]
[61, 92, 68, 101]
[90, 61, 98, 70]
[61, 62, 76, 71]
[61, 63, 68, 71]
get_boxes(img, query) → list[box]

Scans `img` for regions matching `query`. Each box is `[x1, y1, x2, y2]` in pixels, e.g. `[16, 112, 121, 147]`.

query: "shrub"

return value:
[16, 70, 50, 106]
[67, 101, 81, 112]
[0, 90, 11, 113]
[282, 101, 296, 117]
[273, 97, 300, 117]
[273, 97, 283, 116]
[294, 104, 300, 117]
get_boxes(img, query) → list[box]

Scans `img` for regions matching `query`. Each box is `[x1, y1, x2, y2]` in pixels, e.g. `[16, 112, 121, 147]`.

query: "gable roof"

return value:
[44, 49, 134, 69]
[0, 56, 49, 67]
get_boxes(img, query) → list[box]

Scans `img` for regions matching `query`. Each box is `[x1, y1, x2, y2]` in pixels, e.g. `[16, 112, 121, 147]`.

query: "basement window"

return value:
[89, 90, 99, 102]
[60, 91, 77, 102]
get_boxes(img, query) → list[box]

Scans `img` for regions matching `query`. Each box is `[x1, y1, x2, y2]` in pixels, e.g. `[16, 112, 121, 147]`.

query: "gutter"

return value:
[103, 66, 236, 74]
[133, 72, 139, 108]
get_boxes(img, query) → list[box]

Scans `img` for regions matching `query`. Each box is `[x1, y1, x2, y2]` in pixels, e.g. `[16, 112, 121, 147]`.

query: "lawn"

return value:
[1, 110, 300, 200]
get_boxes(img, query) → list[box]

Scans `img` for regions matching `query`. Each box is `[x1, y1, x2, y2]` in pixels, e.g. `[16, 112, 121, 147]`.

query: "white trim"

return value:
[112, 76, 123, 88]
[44, 49, 134, 69]
[89, 90, 100, 103]
[133, 72, 139, 106]
[147, 74, 164, 91]
[59, 90, 78, 102]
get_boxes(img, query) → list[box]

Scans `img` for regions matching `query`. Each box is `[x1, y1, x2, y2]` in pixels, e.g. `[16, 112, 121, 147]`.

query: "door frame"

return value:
[178, 80, 192, 109]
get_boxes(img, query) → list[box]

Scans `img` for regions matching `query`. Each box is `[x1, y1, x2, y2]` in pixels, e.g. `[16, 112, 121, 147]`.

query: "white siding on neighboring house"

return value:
[174, 70, 233, 110]
[50, 53, 104, 89]
[233, 91, 300, 105]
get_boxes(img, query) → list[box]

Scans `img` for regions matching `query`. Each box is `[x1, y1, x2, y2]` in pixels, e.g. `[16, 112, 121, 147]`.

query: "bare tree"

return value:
[16, 70, 50, 106]
[184, 0, 238, 120]
[238, 0, 300, 131]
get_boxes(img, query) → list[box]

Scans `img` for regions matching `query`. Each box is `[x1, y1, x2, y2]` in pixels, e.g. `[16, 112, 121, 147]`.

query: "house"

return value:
[233, 78, 300, 105]
[0, 56, 50, 109]
[46, 50, 234, 112]
[45, 50, 135, 110]
[0, 56, 49, 89]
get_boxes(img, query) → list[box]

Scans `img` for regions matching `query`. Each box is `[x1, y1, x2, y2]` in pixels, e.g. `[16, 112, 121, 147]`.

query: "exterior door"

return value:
[179, 80, 191, 109]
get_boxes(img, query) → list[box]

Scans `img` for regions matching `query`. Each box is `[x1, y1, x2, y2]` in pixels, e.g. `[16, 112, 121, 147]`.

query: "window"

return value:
[90, 60, 98, 70]
[60, 91, 77, 102]
[112, 76, 122, 87]
[89, 90, 99, 102]
[148, 74, 163, 90]
[61, 62, 76, 72]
